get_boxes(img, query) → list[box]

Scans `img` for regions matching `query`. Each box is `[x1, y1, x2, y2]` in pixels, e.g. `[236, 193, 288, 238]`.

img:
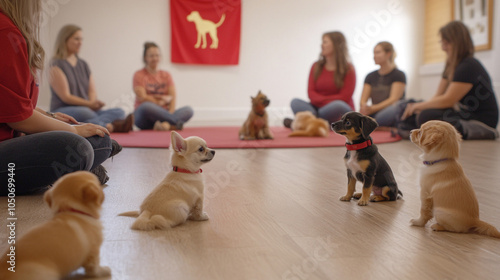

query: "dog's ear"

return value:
[420, 130, 443, 148]
[43, 188, 53, 208]
[361, 116, 378, 139]
[82, 184, 104, 205]
[171, 131, 187, 154]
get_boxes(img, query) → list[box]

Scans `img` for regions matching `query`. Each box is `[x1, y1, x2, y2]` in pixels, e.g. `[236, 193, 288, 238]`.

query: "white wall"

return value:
[38, 0, 424, 126]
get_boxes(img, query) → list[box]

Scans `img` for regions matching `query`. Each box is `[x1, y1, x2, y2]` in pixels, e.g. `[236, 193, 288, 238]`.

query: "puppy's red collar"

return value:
[173, 166, 202, 174]
[58, 208, 96, 219]
[345, 140, 372, 151]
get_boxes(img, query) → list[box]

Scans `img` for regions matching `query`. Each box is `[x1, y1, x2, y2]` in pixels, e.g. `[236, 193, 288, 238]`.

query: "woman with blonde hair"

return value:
[360, 41, 406, 127]
[285, 31, 356, 127]
[400, 21, 498, 139]
[0, 0, 118, 194]
[50, 24, 134, 133]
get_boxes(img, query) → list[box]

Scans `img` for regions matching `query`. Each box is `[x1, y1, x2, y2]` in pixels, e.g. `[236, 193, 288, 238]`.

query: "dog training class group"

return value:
[1, 1, 500, 279]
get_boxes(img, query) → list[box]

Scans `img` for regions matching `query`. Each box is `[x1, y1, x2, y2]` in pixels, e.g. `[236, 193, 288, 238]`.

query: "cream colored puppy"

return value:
[410, 120, 500, 238]
[119, 131, 215, 230]
[0, 171, 110, 280]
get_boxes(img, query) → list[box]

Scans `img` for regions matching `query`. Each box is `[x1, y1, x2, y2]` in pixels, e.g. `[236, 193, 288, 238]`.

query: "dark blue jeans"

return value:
[0, 131, 111, 195]
[134, 102, 194, 130]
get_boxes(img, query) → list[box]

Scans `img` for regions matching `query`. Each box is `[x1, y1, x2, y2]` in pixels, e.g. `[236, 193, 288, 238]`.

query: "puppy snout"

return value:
[263, 99, 270, 106]
[210, 150, 215, 156]
[331, 121, 341, 131]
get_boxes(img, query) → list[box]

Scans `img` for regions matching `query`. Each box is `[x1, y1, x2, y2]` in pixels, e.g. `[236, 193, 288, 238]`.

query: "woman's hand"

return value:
[401, 103, 422, 120]
[89, 100, 105, 111]
[73, 123, 110, 138]
[53, 112, 78, 124]
[360, 104, 373, 116]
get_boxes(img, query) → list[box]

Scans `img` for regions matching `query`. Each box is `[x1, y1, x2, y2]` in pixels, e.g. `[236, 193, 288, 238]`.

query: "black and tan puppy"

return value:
[239, 90, 273, 140]
[332, 112, 402, 206]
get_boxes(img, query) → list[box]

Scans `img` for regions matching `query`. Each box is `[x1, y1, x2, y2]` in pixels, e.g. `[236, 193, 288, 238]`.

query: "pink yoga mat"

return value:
[110, 126, 401, 149]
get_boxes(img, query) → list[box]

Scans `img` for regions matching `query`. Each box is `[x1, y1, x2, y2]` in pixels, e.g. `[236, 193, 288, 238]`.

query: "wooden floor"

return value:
[1, 139, 500, 279]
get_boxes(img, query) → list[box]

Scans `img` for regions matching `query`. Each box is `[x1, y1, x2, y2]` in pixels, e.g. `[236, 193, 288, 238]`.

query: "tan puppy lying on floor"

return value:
[410, 120, 500, 238]
[289, 111, 330, 137]
[119, 131, 215, 230]
[0, 171, 110, 280]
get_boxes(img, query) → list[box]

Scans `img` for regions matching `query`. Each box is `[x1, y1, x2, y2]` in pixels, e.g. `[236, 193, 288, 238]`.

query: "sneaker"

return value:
[460, 119, 499, 140]
[90, 165, 109, 185]
[283, 118, 293, 129]
[111, 113, 134, 133]
[110, 139, 123, 157]
[170, 121, 184, 131]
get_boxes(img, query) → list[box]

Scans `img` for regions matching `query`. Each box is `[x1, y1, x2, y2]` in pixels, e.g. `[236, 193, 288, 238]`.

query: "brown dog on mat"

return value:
[239, 91, 273, 140]
[0, 171, 110, 280]
[289, 111, 330, 137]
[410, 120, 500, 238]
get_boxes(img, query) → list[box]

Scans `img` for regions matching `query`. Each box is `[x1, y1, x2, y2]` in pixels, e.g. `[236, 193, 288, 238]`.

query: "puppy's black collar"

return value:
[345, 139, 372, 151]
[423, 158, 450, 166]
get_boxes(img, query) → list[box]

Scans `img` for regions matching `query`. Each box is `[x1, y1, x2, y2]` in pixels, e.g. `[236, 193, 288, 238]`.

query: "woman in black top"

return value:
[401, 21, 498, 139]
[360, 41, 406, 127]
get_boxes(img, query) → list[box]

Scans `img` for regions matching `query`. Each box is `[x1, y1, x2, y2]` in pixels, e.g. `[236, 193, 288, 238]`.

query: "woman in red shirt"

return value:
[0, 0, 117, 194]
[286, 31, 356, 127]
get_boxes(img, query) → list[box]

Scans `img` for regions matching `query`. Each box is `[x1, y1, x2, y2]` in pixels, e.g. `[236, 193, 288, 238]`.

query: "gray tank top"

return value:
[50, 58, 91, 111]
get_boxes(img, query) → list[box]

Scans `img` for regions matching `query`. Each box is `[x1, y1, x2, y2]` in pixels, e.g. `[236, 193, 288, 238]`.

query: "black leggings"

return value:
[0, 132, 111, 195]
[416, 108, 467, 135]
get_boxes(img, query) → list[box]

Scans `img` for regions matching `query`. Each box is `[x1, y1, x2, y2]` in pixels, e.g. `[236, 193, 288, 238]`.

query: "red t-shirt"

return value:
[307, 62, 356, 109]
[0, 11, 38, 142]
[132, 68, 174, 109]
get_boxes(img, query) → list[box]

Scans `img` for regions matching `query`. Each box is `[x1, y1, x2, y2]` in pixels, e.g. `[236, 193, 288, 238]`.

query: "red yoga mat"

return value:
[110, 126, 401, 149]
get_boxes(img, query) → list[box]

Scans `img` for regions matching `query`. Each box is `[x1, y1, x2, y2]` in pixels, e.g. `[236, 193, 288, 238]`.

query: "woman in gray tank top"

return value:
[49, 25, 133, 133]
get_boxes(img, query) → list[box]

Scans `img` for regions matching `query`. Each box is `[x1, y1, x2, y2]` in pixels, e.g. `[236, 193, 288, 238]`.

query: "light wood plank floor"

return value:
[1, 139, 500, 279]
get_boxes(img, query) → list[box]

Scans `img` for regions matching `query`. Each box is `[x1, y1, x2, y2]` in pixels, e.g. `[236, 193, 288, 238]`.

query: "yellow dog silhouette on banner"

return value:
[186, 11, 226, 49]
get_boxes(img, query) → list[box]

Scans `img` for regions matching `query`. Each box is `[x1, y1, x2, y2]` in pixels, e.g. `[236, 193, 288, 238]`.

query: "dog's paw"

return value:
[370, 195, 386, 202]
[410, 218, 426, 227]
[357, 199, 369, 206]
[85, 266, 111, 277]
[430, 223, 446, 231]
[352, 193, 362, 200]
[339, 195, 352, 201]
[198, 212, 209, 221]
[191, 212, 209, 221]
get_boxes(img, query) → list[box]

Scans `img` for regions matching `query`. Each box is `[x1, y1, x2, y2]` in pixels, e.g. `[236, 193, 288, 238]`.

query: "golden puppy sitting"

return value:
[119, 131, 215, 230]
[410, 120, 500, 238]
[0, 171, 110, 280]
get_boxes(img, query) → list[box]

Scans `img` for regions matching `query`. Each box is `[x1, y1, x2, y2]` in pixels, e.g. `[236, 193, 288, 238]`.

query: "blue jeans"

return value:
[291, 98, 352, 123]
[0, 132, 111, 195]
[371, 103, 399, 127]
[134, 102, 194, 130]
[54, 106, 125, 127]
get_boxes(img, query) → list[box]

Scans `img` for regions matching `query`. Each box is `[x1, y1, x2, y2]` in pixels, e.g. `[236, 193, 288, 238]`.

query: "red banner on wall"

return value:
[170, 0, 241, 65]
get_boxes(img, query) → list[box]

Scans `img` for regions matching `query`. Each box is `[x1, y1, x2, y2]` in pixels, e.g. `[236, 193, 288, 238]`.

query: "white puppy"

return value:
[119, 131, 215, 230]
[0, 171, 110, 280]
[410, 120, 500, 238]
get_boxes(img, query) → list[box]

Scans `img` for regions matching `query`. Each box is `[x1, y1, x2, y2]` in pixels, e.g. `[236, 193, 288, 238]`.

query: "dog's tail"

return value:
[397, 189, 403, 199]
[118, 211, 140, 217]
[215, 14, 226, 27]
[472, 220, 500, 238]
